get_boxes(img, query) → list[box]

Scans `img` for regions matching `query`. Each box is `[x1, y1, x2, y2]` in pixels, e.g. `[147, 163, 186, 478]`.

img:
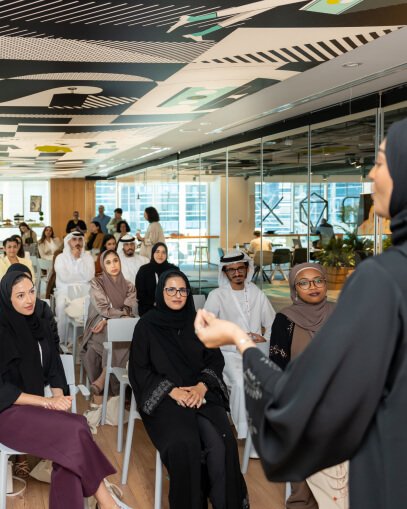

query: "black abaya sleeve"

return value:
[40, 300, 60, 351]
[129, 321, 176, 415]
[199, 346, 229, 405]
[242, 258, 401, 481]
[268, 313, 292, 369]
[135, 267, 155, 316]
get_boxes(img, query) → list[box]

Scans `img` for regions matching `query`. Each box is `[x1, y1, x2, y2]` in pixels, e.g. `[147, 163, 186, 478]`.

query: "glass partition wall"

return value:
[104, 100, 406, 297]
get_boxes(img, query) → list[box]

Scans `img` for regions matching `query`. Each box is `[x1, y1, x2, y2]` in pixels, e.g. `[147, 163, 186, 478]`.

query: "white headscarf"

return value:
[116, 233, 136, 256]
[62, 231, 85, 258]
[218, 250, 254, 288]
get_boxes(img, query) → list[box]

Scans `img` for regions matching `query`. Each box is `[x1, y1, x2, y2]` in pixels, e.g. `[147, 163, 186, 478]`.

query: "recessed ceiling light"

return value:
[179, 128, 201, 133]
[342, 62, 362, 68]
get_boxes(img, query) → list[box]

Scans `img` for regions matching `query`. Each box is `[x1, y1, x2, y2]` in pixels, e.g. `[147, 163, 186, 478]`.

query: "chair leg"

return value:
[154, 451, 163, 509]
[285, 482, 292, 501]
[101, 369, 111, 425]
[121, 397, 136, 485]
[117, 382, 127, 453]
[241, 433, 252, 475]
[252, 267, 259, 283]
[72, 324, 78, 366]
[0, 452, 9, 509]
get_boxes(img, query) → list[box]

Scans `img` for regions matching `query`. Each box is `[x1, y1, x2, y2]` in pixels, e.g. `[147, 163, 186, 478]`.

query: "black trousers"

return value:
[197, 414, 226, 509]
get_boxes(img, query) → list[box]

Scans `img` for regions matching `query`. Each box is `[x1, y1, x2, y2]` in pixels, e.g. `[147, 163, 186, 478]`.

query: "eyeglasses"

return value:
[164, 287, 190, 297]
[296, 277, 326, 290]
[224, 266, 247, 275]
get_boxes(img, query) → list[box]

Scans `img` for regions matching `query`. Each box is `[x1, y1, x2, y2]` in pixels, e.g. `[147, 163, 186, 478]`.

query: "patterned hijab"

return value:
[99, 249, 129, 309]
[280, 262, 335, 336]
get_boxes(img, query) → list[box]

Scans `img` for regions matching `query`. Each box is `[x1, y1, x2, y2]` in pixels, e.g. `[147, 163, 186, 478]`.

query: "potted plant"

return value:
[315, 237, 356, 290]
[315, 228, 374, 290]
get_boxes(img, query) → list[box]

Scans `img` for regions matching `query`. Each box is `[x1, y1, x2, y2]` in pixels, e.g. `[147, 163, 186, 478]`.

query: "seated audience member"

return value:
[86, 221, 104, 252]
[269, 262, 348, 508]
[136, 206, 165, 258]
[11, 234, 29, 259]
[117, 234, 148, 283]
[248, 230, 272, 254]
[114, 220, 131, 241]
[129, 270, 249, 509]
[136, 242, 177, 316]
[54, 232, 95, 340]
[95, 234, 117, 275]
[92, 204, 110, 234]
[7, 263, 60, 349]
[0, 237, 35, 282]
[204, 250, 274, 440]
[0, 271, 131, 509]
[19, 222, 38, 245]
[65, 210, 87, 234]
[81, 250, 136, 395]
[107, 207, 124, 234]
[38, 226, 61, 261]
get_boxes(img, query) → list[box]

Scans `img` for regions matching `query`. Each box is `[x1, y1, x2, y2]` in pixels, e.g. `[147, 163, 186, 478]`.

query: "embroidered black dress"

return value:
[129, 270, 249, 509]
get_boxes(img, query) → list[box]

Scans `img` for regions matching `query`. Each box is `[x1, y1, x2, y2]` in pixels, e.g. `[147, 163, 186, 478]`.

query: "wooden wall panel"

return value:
[50, 179, 95, 239]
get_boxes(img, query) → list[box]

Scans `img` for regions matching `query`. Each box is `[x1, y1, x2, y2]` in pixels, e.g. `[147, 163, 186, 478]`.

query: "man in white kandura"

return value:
[204, 250, 275, 443]
[54, 231, 95, 341]
[117, 234, 149, 284]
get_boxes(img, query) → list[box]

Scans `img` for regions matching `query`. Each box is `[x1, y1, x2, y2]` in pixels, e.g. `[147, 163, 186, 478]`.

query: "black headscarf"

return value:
[150, 242, 174, 276]
[6, 262, 32, 277]
[143, 269, 196, 330]
[387, 118, 407, 244]
[0, 271, 45, 396]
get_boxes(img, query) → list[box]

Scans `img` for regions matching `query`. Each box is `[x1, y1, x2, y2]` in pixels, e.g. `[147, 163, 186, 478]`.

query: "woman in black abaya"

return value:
[129, 270, 249, 509]
[135, 242, 177, 315]
[193, 118, 407, 509]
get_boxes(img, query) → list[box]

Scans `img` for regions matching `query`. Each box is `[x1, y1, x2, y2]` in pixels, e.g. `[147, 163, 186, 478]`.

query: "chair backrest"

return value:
[193, 294, 206, 310]
[292, 248, 308, 265]
[60, 354, 75, 386]
[217, 247, 225, 258]
[107, 317, 139, 343]
[253, 251, 273, 267]
[39, 258, 53, 271]
[272, 248, 291, 264]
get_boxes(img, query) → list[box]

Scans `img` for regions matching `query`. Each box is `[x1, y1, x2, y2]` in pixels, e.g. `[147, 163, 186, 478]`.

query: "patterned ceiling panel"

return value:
[0, 0, 405, 177]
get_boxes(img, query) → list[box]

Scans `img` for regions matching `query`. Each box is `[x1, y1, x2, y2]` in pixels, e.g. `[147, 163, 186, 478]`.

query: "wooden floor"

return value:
[7, 393, 286, 508]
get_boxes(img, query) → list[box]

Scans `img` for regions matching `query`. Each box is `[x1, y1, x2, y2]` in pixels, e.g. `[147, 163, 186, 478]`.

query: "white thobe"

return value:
[204, 283, 275, 438]
[118, 253, 149, 284]
[54, 251, 95, 340]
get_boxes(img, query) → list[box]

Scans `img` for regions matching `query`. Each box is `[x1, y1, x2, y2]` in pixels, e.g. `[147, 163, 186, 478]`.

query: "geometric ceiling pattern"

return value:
[0, 0, 406, 178]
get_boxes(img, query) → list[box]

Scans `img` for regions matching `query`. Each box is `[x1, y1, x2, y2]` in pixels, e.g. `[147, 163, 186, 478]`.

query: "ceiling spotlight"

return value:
[342, 62, 363, 68]
[322, 175, 328, 181]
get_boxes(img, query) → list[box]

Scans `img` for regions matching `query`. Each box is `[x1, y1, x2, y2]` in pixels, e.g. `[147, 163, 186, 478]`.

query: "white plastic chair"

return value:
[37, 258, 52, 298]
[60, 354, 90, 413]
[0, 354, 89, 509]
[192, 294, 206, 310]
[121, 394, 163, 509]
[101, 317, 139, 452]
[66, 294, 90, 368]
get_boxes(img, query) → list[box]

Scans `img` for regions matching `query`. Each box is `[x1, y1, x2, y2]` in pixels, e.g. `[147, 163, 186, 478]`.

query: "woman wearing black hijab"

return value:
[0, 271, 130, 509]
[129, 270, 249, 509]
[135, 242, 177, 315]
[194, 118, 407, 509]
[7, 263, 60, 350]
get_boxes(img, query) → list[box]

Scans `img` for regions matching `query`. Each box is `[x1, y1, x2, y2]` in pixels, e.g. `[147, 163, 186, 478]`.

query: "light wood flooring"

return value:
[6, 393, 286, 509]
